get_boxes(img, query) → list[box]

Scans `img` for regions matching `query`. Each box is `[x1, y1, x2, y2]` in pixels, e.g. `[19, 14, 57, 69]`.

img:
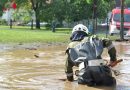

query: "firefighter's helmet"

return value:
[72, 24, 89, 34]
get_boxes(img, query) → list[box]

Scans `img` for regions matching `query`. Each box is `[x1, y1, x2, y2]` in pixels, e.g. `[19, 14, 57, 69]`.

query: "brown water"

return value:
[0, 42, 129, 90]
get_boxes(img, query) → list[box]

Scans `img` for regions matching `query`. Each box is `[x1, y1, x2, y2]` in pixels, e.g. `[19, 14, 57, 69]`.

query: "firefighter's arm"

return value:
[108, 47, 117, 67]
[102, 38, 117, 67]
[65, 48, 74, 81]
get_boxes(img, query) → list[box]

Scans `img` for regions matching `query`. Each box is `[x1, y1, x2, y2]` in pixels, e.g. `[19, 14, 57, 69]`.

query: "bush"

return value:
[0, 19, 7, 25]
[45, 23, 51, 30]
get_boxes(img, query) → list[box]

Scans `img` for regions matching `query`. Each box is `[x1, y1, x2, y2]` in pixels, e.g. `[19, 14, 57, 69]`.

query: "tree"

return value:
[86, 0, 115, 18]
[15, 0, 47, 29]
[40, 0, 66, 26]
[84, 0, 115, 34]
[8, 0, 116, 29]
[69, 0, 92, 22]
[125, 0, 130, 7]
[0, 0, 8, 16]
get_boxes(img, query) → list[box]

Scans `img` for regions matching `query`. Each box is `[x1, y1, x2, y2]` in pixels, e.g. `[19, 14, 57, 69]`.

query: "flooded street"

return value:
[0, 42, 130, 90]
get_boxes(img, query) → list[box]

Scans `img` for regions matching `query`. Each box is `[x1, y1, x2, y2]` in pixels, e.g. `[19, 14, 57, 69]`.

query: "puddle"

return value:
[0, 42, 129, 90]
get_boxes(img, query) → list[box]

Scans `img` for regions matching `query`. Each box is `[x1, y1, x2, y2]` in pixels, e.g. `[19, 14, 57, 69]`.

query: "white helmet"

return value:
[72, 24, 89, 34]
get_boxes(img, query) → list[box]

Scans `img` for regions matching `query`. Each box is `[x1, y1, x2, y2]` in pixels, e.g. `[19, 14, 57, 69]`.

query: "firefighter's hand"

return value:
[108, 61, 117, 67]
[108, 59, 123, 67]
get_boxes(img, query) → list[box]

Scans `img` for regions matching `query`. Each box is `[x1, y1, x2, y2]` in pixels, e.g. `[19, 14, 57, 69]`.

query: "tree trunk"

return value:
[36, 19, 40, 29]
[120, 0, 124, 40]
[92, 0, 97, 34]
[35, 10, 40, 29]
[31, 0, 40, 29]
[10, 19, 12, 29]
[31, 19, 33, 30]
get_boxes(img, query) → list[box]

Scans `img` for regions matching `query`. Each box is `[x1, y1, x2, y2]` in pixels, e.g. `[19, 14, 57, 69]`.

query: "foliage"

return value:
[84, 0, 115, 18]
[0, 0, 8, 16]
[0, 19, 7, 25]
[1, 0, 116, 28]
[125, 0, 130, 7]
[12, 5, 33, 24]
[40, 0, 66, 23]
[15, 0, 47, 29]
[68, 0, 91, 21]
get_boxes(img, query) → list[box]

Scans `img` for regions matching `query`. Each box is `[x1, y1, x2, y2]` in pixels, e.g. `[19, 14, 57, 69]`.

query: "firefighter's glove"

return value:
[108, 61, 117, 67]
[67, 76, 74, 81]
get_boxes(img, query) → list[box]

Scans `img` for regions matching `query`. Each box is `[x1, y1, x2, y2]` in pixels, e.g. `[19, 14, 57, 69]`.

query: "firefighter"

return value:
[65, 24, 118, 86]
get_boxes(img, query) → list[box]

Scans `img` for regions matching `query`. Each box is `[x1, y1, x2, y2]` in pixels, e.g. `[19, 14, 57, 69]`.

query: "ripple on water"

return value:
[0, 58, 7, 63]
[116, 85, 130, 90]
[116, 58, 130, 90]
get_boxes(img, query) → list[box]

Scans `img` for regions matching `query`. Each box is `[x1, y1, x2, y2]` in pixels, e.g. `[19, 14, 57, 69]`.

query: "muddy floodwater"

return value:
[0, 42, 130, 90]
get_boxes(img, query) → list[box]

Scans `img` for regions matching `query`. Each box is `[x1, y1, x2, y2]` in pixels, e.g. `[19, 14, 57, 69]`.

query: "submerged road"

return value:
[0, 42, 129, 90]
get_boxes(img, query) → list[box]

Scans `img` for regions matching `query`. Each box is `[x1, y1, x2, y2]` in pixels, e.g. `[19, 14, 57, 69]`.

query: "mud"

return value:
[0, 42, 129, 90]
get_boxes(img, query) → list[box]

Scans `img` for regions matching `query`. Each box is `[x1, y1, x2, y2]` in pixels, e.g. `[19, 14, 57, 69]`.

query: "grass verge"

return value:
[0, 26, 120, 43]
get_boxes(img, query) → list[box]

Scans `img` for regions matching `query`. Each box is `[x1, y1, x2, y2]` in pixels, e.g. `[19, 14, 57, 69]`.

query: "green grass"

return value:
[0, 26, 71, 43]
[0, 25, 120, 43]
[97, 34, 120, 40]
